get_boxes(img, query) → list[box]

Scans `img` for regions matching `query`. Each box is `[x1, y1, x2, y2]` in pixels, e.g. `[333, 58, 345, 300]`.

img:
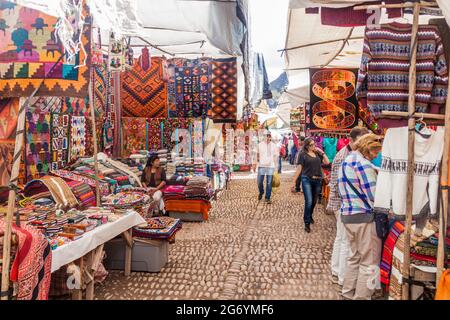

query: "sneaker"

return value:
[331, 275, 339, 284]
[258, 194, 263, 201]
[310, 218, 315, 224]
[304, 224, 311, 233]
[265, 199, 272, 204]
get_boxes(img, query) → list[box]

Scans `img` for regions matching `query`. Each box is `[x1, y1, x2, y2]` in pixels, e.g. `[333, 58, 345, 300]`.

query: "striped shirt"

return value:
[338, 151, 378, 224]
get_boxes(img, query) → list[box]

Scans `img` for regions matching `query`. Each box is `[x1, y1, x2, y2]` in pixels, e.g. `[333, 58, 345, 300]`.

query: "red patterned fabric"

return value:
[211, 58, 238, 123]
[121, 57, 168, 118]
[1, 219, 52, 300]
[122, 117, 147, 156]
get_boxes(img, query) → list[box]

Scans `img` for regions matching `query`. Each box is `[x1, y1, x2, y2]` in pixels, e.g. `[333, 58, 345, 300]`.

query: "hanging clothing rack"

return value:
[354, 0, 449, 300]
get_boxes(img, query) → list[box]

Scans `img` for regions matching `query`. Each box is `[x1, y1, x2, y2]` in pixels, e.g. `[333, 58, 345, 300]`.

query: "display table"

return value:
[51, 211, 145, 300]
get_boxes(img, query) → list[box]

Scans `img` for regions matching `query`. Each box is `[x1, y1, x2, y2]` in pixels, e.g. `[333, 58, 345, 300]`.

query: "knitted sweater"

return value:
[356, 22, 449, 117]
[374, 127, 444, 220]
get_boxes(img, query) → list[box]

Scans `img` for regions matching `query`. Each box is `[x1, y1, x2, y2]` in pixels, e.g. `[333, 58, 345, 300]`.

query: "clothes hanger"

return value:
[415, 115, 432, 139]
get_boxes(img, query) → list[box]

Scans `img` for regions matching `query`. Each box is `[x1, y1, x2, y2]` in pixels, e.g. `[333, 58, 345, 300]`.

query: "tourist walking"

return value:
[257, 131, 279, 204]
[338, 134, 382, 300]
[327, 127, 369, 287]
[292, 137, 330, 233]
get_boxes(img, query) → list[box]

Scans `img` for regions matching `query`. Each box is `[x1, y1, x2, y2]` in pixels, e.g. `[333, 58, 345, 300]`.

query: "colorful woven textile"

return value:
[0, 2, 91, 98]
[174, 58, 211, 118]
[193, 119, 203, 159]
[121, 57, 168, 118]
[65, 180, 96, 209]
[62, 97, 89, 117]
[165, 199, 211, 221]
[211, 58, 238, 123]
[122, 117, 147, 157]
[167, 58, 187, 117]
[132, 217, 182, 240]
[0, 98, 18, 141]
[380, 221, 405, 291]
[25, 111, 51, 181]
[69, 116, 86, 162]
[147, 118, 162, 151]
[50, 169, 110, 196]
[162, 118, 192, 151]
[50, 113, 69, 171]
[0, 218, 52, 300]
[30, 96, 62, 114]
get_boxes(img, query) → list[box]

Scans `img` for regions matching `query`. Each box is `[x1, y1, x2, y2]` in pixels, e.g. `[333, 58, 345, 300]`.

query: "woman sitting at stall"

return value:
[141, 155, 167, 216]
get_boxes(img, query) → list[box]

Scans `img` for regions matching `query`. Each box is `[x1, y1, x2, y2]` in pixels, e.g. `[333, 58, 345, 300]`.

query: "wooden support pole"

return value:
[354, 1, 438, 10]
[122, 230, 133, 277]
[0, 97, 27, 300]
[381, 111, 446, 121]
[401, 2, 420, 301]
[89, 66, 101, 205]
[436, 78, 450, 283]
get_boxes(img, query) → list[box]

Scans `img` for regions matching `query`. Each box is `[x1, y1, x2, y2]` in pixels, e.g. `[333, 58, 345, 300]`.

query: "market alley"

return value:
[95, 167, 339, 300]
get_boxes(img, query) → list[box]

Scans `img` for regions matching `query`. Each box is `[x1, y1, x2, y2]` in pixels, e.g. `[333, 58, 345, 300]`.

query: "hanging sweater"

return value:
[374, 127, 444, 220]
[356, 22, 449, 118]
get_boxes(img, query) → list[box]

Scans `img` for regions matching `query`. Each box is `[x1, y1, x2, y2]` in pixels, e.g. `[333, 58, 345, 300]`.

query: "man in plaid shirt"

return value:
[327, 127, 368, 286]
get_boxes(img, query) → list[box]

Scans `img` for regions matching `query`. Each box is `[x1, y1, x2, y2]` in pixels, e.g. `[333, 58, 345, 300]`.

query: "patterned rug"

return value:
[147, 118, 162, 152]
[25, 110, 51, 181]
[211, 58, 238, 123]
[0, 2, 91, 98]
[50, 113, 69, 171]
[121, 57, 168, 118]
[30, 97, 63, 114]
[62, 97, 89, 117]
[69, 116, 86, 162]
[122, 117, 147, 157]
[0, 98, 18, 141]
[167, 58, 187, 118]
[174, 58, 211, 118]
[0, 142, 14, 185]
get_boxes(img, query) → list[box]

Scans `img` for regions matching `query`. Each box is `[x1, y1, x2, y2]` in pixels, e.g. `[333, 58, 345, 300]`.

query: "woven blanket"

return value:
[380, 221, 405, 291]
[30, 96, 62, 114]
[40, 176, 79, 207]
[193, 119, 203, 159]
[133, 217, 182, 240]
[147, 118, 162, 151]
[165, 199, 211, 220]
[0, 2, 91, 98]
[25, 110, 51, 181]
[0, 219, 52, 300]
[66, 180, 96, 209]
[50, 113, 69, 171]
[174, 58, 211, 118]
[69, 116, 86, 162]
[0, 142, 13, 185]
[211, 58, 238, 123]
[121, 57, 168, 118]
[162, 118, 192, 151]
[94, 63, 109, 115]
[122, 117, 147, 157]
[50, 168, 110, 196]
[167, 58, 187, 117]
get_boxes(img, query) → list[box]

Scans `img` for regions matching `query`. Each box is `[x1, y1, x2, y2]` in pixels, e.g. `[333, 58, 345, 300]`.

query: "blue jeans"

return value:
[257, 167, 274, 200]
[302, 176, 322, 225]
[278, 156, 282, 174]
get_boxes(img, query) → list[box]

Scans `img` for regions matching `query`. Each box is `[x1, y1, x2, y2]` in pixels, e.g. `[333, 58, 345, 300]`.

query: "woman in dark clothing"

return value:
[292, 138, 330, 233]
[141, 155, 167, 215]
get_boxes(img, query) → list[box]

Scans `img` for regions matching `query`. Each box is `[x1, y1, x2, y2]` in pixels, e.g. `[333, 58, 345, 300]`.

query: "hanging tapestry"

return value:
[211, 58, 238, 123]
[84, 115, 94, 156]
[93, 63, 108, 114]
[121, 57, 168, 118]
[122, 117, 147, 157]
[62, 97, 89, 117]
[167, 58, 187, 117]
[0, 99, 14, 184]
[25, 111, 51, 181]
[174, 58, 212, 118]
[0, 1, 91, 98]
[147, 118, 162, 152]
[30, 96, 62, 114]
[50, 113, 69, 171]
[69, 116, 86, 162]
[309, 68, 359, 132]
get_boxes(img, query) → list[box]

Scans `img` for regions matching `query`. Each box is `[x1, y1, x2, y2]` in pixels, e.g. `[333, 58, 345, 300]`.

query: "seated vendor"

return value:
[141, 155, 167, 216]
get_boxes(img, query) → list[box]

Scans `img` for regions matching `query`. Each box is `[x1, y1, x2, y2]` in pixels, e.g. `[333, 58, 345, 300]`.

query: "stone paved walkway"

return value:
[95, 167, 340, 300]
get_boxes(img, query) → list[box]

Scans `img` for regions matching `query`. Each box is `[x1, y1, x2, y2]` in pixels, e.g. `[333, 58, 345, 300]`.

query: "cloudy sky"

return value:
[249, 0, 290, 82]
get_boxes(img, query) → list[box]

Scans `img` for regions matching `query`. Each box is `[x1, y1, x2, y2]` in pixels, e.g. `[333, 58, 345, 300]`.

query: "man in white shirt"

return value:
[257, 131, 279, 204]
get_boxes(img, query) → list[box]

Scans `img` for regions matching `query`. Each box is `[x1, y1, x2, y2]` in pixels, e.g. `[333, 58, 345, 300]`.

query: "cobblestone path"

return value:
[95, 168, 340, 300]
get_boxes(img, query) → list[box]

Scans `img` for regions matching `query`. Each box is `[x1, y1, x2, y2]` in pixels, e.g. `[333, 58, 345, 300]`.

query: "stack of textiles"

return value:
[50, 169, 110, 196]
[24, 177, 79, 209]
[194, 158, 206, 176]
[132, 216, 182, 240]
[175, 161, 186, 176]
[184, 176, 214, 200]
[166, 162, 176, 179]
[380, 221, 405, 291]
[157, 149, 169, 170]
[411, 227, 450, 267]
[163, 185, 186, 200]
[65, 180, 96, 209]
[105, 172, 132, 188]
[185, 159, 194, 176]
